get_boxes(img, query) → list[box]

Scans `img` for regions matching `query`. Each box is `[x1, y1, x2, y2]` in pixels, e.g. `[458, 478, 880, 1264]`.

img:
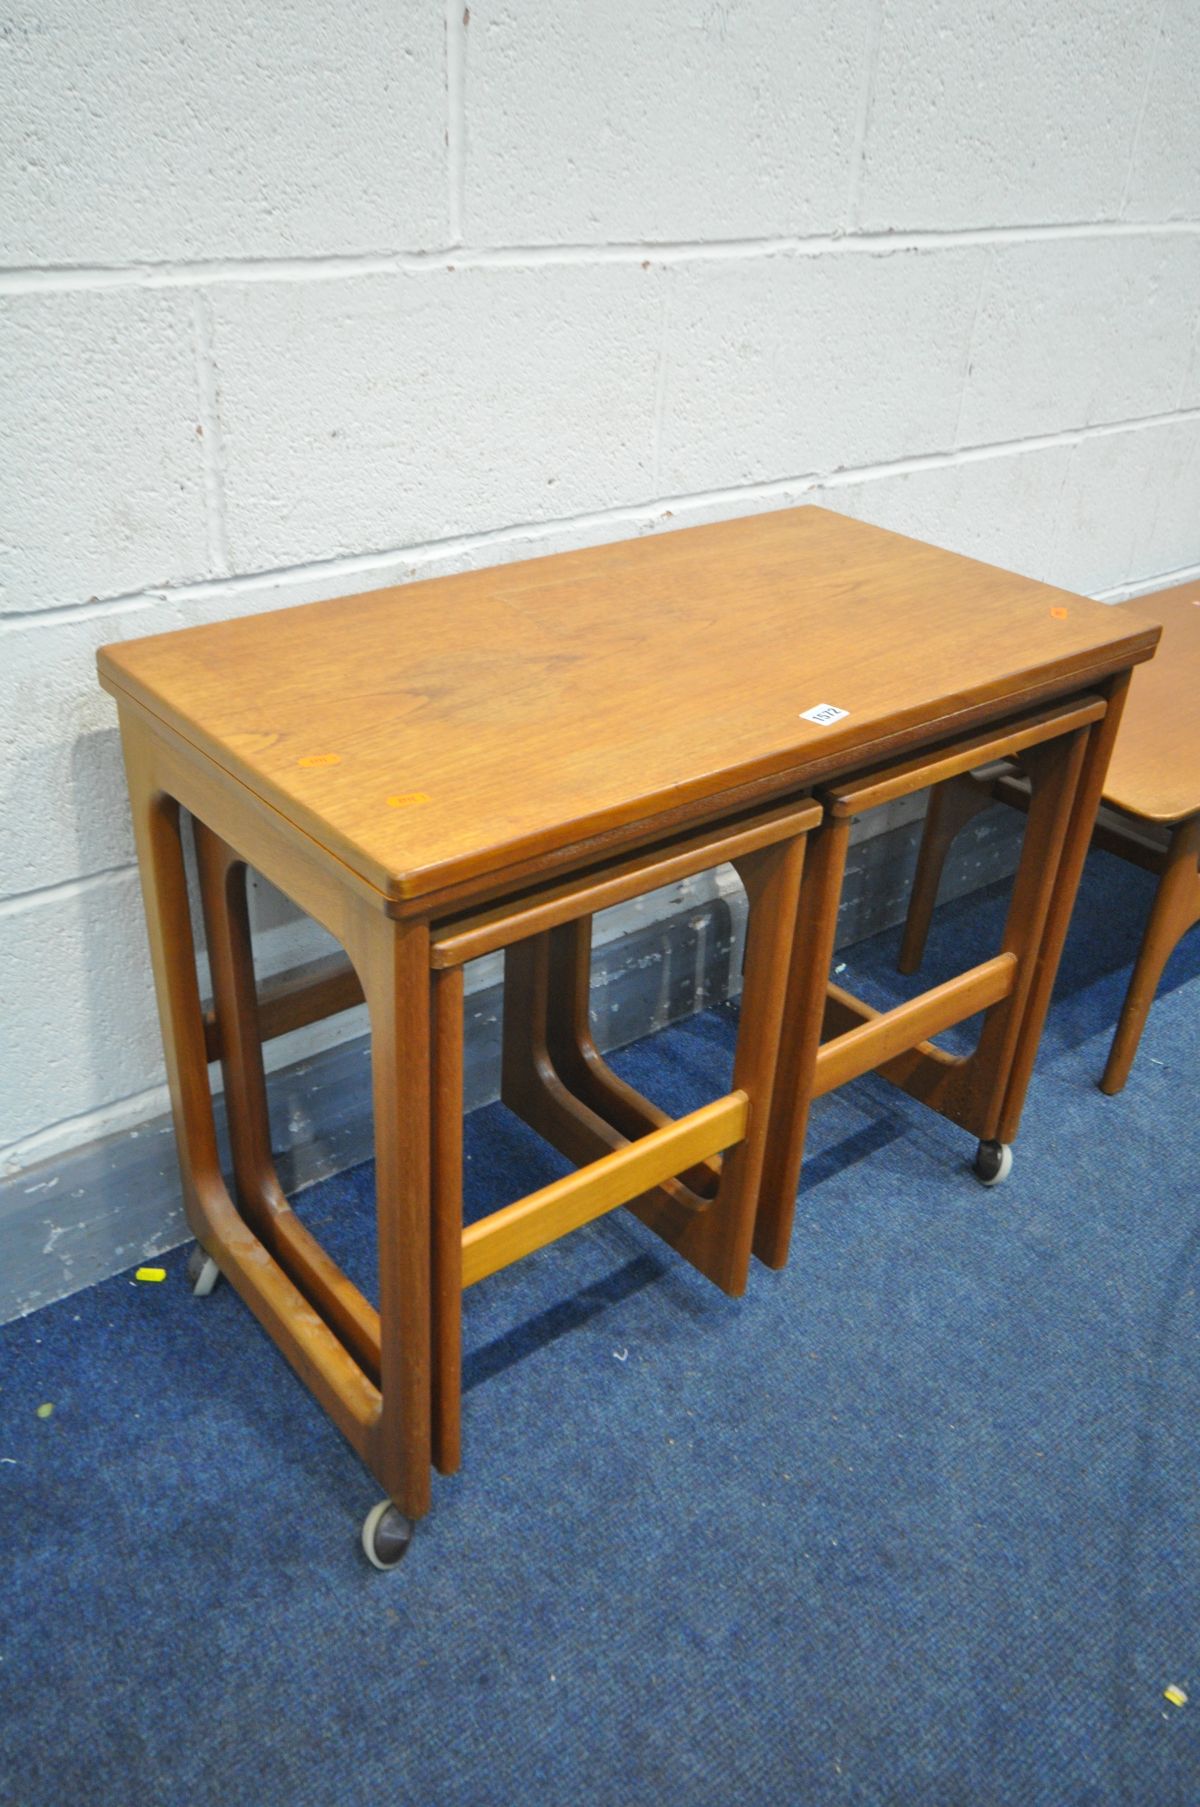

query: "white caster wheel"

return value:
[974, 1140, 1013, 1187]
[186, 1244, 221, 1296]
[361, 1499, 414, 1571]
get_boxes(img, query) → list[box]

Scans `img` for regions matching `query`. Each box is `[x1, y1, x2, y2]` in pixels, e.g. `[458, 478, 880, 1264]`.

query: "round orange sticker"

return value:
[1049, 607, 1069, 620]
[297, 753, 342, 768]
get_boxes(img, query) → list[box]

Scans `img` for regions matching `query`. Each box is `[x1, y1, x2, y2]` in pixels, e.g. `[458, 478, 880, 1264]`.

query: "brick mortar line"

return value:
[0, 863, 140, 918]
[191, 293, 233, 574]
[950, 250, 991, 449]
[4, 402, 1199, 635]
[650, 278, 672, 492]
[2, 219, 1200, 293]
[0, 1079, 174, 1180]
[445, 0, 466, 245]
[1119, 0, 1169, 219]
[1095, 558, 1200, 601]
[845, 0, 886, 230]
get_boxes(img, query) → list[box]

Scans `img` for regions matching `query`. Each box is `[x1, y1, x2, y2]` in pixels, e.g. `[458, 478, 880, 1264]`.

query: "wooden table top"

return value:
[98, 507, 1159, 903]
[1103, 581, 1200, 825]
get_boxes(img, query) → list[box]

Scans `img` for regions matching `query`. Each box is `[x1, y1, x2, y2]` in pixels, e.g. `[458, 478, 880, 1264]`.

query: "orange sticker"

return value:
[1050, 607, 1069, 620]
[387, 791, 431, 809]
[297, 753, 342, 768]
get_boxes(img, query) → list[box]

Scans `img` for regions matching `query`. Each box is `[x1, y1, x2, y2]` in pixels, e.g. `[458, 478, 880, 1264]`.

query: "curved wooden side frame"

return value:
[119, 706, 432, 1522]
[496, 838, 807, 1285]
[194, 824, 383, 1382]
[533, 916, 722, 1200]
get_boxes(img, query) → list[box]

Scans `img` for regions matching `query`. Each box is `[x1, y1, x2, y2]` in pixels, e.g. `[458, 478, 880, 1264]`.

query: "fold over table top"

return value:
[98, 507, 1160, 904]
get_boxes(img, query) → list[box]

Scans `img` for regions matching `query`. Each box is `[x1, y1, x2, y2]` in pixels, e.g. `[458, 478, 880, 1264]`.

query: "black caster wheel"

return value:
[186, 1244, 221, 1296]
[361, 1500, 414, 1571]
[974, 1139, 1013, 1187]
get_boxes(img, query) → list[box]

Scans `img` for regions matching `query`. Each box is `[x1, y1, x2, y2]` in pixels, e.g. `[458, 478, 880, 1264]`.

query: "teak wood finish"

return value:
[899, 580, 1198, 1097]
[696, 691, 1118, 1270]
[101, 508, 1157, 909]
[98, 507, 1159, 1550]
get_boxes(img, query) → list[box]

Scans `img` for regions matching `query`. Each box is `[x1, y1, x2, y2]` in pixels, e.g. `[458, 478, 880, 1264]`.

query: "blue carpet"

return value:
[2, 849, 1199, 1806]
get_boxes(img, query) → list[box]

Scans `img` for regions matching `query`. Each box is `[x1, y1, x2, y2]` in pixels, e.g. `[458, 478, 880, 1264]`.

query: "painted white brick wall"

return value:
[0, 2, 446, 261]
[1, 0, 1198, 1179]
[0, 290, 211, 613]
[213, 265, 662, 566]
[858, 0, 1162, 229]
[466, 0, 873, 242]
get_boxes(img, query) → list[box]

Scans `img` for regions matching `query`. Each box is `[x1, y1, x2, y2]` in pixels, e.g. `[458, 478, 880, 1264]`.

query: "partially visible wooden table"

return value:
[900, 580, 1198, 1095]
[98, 508, 1158, 1566]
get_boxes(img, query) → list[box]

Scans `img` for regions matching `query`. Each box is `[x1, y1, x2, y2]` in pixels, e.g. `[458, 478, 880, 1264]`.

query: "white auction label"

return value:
[799, 704, 848, 726]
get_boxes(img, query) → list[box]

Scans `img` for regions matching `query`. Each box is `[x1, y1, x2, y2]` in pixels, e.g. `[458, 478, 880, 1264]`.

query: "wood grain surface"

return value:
[1102, 581, 1200, 823]
[98, 507, 1159, 900]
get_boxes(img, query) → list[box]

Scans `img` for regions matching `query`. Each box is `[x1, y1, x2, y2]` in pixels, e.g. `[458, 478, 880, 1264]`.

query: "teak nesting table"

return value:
[97, 508, 1159, 1567]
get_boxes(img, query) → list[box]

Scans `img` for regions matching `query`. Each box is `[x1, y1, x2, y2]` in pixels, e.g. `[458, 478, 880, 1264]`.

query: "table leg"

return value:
[897, 774, 996, 975]
[431, 966, 465, 1476]
[123, 731, 243, 1254]
[753, 816, 852, 1269]
[1100, 815, 1200, 1095]
[995, 672, 1131, 1144]
[347, 904, 434, 1522]
[679, 835, 808, 1293]
[955, 728, 1089, 1143]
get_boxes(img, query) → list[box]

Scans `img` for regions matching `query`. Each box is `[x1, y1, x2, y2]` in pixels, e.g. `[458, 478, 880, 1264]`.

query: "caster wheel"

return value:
[974, 1140, 1013, 1187]
[361, 1500, 414, 1571]
[186, 1245, 221, 1296]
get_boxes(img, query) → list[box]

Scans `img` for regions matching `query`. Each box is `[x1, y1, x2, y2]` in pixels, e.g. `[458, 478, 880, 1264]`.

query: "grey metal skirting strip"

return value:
[0, 808, 1022, 1323]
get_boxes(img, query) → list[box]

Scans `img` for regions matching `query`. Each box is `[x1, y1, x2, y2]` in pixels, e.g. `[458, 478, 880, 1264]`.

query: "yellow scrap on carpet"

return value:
[1164, 1685, 1188, 1707]
[135, 1267, 167, 1283]
[36, 1403, 54, 1420]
